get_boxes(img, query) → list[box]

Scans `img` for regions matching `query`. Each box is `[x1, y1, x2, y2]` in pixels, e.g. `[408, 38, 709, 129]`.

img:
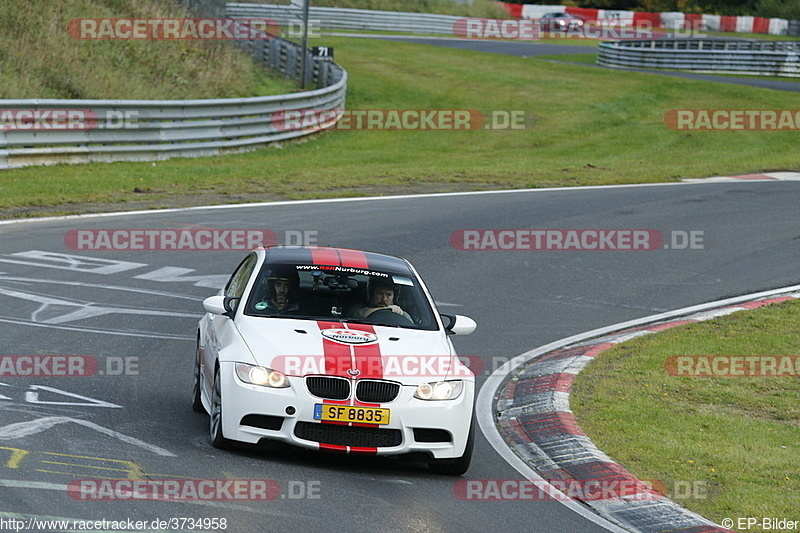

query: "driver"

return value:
[258, 265, 301, 315]
[350, 276, 412, 322]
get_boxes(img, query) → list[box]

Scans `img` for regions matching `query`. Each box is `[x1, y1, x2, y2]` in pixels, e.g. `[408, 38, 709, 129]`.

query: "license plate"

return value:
[313, 404, 390, 425]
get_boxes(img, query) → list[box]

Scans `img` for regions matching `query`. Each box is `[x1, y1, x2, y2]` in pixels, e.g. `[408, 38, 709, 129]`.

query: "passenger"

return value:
[259, 265, 301, 315]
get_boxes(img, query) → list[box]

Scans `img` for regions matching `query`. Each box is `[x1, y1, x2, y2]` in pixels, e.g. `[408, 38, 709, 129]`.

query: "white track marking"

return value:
[0, 416, 175, 457]
[24, 386, 122, 409]
[0, 181, 731, 226]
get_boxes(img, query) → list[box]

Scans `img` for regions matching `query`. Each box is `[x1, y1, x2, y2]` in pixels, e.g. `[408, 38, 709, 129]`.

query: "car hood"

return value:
[234, 316, 468, 382]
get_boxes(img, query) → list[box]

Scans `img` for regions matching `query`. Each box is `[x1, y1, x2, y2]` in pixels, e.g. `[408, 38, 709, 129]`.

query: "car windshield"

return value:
[244, 262, 439, 330]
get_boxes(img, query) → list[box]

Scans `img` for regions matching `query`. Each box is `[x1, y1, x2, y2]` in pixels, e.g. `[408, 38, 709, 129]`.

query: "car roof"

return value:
[261, 246, 415, 276]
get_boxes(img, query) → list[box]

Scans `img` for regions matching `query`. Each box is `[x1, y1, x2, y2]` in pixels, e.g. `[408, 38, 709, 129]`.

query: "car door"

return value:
[202, 252, 259, 395]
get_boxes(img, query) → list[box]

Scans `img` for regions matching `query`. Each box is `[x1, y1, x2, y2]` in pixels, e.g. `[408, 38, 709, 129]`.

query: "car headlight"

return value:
[235, 363, 290, 388]
[414, 380, 463, 401]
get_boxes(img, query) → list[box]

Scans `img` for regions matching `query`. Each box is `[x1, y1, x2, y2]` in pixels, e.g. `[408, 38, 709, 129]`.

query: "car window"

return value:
[224, 253, 257, 300]
[244, 262, 439, 330]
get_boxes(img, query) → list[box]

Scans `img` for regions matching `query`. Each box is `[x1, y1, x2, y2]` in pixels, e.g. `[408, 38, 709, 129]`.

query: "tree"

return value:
[756, 0, 800, 18]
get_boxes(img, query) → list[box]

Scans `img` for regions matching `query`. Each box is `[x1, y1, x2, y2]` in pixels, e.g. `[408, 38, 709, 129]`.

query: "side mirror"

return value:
[441, 314, 477, 336]
[203, 295, 240, 317]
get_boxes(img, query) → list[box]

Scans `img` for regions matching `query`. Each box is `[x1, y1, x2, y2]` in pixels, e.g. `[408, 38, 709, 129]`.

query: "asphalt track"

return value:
[1, 181, 799, 532]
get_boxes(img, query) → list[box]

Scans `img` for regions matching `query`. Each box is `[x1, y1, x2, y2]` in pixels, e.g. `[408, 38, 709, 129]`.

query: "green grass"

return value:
[269, 0, 509, 18]
[0, 0, 296, 99]
[1, 35, 799, 216]
[571, 300, 800, 529]
[534, 54, 598, 64]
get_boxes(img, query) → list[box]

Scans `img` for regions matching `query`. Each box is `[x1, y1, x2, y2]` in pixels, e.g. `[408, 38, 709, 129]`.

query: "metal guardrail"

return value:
[597, 39, 800, 77]
[227, 3, 463, 35]
[0, 24, 346, 169]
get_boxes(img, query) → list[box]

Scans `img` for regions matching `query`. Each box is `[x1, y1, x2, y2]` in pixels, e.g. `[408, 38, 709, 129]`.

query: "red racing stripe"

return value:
[316, 321, 353, 436]
[309, 247, 370, 269]
[309, 247, 341, 266]
[336, 248, 369, 268]
[346, 323, 383, 380]
[317, 321, 352, 378]
[315, 321, 383, 453]
[346, 446, 378, 455]
[318, 443, 377, 455]
[344, 323, 383, 433]
[319, 443, 348, 453]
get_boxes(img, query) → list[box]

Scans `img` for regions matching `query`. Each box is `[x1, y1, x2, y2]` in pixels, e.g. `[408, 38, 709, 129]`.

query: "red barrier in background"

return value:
[753, 17, 770, 33]
[502, 3, 779, 34]
[684, 13, 702, 29]
[719, 15, 738, 32]
[564, 7, 599, 24]
[633, 12, 661, 28]
[502, 3, 523, 18]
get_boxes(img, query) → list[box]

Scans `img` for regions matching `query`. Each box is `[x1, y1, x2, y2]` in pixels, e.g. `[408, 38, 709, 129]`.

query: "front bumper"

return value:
[217, 362, 475, 459]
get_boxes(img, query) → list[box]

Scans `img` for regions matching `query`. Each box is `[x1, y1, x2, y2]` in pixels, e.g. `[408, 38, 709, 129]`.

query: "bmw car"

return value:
[193, 246, 477, 475]
[539, 12, 588, 33]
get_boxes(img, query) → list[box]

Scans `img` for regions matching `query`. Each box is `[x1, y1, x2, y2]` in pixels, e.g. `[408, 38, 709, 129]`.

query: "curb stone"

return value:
[495, 292, 800, 533]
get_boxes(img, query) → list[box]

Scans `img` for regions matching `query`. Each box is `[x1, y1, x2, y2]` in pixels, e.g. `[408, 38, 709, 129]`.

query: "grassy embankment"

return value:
[571, 300, 800, 529]
[0, 0, 296, 99]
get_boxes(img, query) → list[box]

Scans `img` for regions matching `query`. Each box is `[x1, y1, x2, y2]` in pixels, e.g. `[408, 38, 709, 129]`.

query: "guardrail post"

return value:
[299, 0, 311, 89]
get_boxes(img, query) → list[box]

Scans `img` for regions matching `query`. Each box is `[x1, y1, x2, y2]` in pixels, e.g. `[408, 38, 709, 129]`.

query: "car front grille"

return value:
[355, 380, 401, 403]
[306, 376, 350, 400]
[305, 376, 401, 403]
[294, 422, 403, 448]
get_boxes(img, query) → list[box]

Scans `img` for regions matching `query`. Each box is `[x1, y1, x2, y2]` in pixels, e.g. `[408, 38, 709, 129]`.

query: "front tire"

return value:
[428, 415, 475, 476]
[210, 367, 233, 449]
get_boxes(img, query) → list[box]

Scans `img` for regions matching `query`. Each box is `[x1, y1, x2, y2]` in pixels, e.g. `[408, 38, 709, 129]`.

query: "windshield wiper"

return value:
[339, 318, 382, 325]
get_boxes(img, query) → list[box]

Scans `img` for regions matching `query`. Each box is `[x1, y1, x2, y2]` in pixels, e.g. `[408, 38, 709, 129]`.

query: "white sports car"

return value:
[194, 246, 477, 475]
